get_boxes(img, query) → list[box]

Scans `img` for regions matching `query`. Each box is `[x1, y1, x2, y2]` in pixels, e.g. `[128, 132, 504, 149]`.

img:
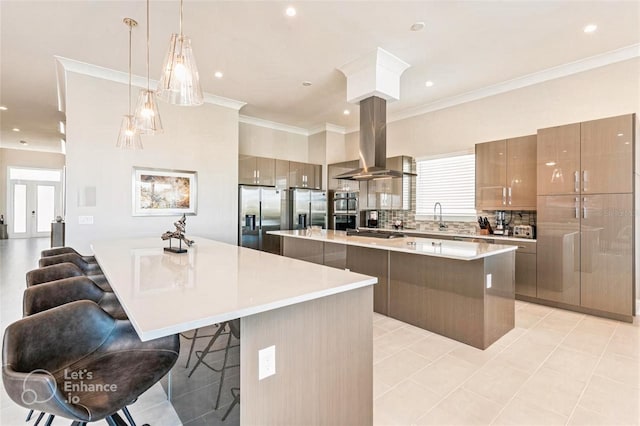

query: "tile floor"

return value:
[1, 237, 639, 425]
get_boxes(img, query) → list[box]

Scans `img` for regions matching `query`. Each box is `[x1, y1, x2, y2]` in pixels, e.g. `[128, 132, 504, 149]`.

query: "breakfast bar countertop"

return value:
[268, 229, 517, 261]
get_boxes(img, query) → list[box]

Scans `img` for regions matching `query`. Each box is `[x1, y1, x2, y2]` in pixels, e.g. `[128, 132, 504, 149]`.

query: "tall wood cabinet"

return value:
[536, 114, 635, 319]
[475, 135, 537, 210]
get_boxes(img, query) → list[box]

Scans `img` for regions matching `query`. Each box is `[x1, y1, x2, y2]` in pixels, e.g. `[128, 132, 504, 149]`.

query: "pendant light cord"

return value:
[179, 0, 183, 36]
[146, 0, 150, 91]
[128, 20, 132, 116]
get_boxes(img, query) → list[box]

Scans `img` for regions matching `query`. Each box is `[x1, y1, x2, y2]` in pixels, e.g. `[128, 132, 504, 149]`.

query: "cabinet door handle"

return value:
[508, 187, 512, 205]
[583, 197, 587, 219]
[582, 170, 588, 192]
[502, 187, 507, 205]
[575, 197, 579, 219]
[574, 171, 579, 193]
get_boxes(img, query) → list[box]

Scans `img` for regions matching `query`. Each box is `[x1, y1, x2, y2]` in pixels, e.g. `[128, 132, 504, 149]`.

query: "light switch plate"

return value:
[258, 345, 276, 380]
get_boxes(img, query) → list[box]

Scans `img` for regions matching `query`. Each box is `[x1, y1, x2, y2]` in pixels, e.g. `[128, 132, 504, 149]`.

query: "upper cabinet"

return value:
[476, 135, 536, 210]
[239, 155, 275, 186]
[328, 160, 360, 192]
[289, 161, 322, 189]
[537, 114, 634, 196]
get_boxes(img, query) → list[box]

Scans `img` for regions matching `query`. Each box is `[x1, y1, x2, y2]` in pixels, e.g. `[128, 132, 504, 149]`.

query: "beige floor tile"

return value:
[407, 334, 460, 361]
[374, 349, 431, 387]
[373, 312, 386, 323]
[492, 396, 568, 426]
[605, 327, 640, 360]
[416, 404, 490, 426]
[410, 354, 477, 396]
[543, 346, 600, 383]
[578, 315, 619, 336]
[545, 308, 585, 323]
[534, 312, 581, 334]
[568, 405, 630, 426]
[515, 310, 547, 329]
[525, 325, 567, 347]
[373, 346, 392, 364]
[374, 326, 430, 354]
[434, 388, 503, 424]
[578, 375, 640, 424]
[561, 326, 614, 356]
[373, 377, 392, 399]
[516, 366, 587, 416]
[462, 359, 530, 405]
[492, 338, 555, 374]
[519, 303, 555, 317]
[448, 341, 503, 367]
[593, 352, 640, 388]
[373, 315, 408, 332]
[374, 380, 441, 425]
[492, 326, 527, 349]
[373, 324, 389, 339]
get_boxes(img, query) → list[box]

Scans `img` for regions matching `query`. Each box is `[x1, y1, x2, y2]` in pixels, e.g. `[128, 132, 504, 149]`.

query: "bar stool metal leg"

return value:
[221, 388, 240, 421]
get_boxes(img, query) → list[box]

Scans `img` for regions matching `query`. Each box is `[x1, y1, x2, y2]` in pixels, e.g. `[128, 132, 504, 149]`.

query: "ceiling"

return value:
[1, 1, 639, 153]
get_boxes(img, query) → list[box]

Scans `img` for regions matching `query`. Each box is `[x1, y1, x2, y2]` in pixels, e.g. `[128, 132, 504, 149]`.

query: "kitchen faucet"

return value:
[434, 202, 448, 230]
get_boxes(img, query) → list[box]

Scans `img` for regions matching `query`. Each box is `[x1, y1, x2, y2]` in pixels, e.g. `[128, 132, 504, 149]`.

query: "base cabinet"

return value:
[346, 246, 388, 315]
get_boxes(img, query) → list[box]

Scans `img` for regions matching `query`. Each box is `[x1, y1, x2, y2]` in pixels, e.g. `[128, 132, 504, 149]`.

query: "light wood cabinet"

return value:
[535, 112, 636, 320]
[328, 160, 360, 191]
[239, 155, 276, 186]
[289, 162, 321, 189]
[476, 135, 536, 210]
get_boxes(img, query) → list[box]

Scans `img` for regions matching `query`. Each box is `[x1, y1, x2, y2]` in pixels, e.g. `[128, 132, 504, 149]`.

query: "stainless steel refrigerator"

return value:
[238, 186, 282, 254]
[283, 188, 327, 230]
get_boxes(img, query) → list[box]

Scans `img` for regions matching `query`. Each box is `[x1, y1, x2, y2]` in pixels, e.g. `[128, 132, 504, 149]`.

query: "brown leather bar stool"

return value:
[23, 276, 127, 320]
[41, 247, 98, 264]
[2, 300, 179, 426]
[26, 263, 112, 292]
[39, 252, 103, 275]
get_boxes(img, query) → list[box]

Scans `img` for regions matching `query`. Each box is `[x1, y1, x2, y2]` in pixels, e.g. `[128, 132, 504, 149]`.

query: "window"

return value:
[415, 152, 476, 220]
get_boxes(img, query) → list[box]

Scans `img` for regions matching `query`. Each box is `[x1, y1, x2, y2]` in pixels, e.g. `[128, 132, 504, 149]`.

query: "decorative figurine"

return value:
[161, 214, 195, 254]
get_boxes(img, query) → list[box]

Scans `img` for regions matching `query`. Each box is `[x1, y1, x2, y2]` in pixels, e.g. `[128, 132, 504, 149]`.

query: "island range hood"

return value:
[334, 96, 415, 181]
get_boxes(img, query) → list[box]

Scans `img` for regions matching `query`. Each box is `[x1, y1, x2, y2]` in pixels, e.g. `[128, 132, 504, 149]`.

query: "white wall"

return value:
[0, 148, 66, 222]
[65, 72, 239, 252]
[384, 58, 640, 158]
[239, 122, 308, 162]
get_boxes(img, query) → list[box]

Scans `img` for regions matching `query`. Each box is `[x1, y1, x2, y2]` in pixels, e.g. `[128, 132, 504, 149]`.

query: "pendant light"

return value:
[134, 0, 163, 133]
[157, 0, 203, 106]
[116, 18, 143, 150]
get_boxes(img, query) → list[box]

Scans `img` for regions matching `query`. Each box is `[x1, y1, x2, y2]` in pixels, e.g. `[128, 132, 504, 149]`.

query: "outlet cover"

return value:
[258, 345, 276, 380]
[78, 215, 94, 225]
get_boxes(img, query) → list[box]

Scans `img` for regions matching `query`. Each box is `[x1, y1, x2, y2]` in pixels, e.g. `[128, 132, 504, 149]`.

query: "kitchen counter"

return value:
[272, 229, 516, 349]
[91, 236, 376, 424]
[360, 227, 536, 243]
[268, 229, 517, 261]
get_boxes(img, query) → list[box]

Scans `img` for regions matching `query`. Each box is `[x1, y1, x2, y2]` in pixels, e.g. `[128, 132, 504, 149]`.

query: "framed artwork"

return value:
[132, 167, 197, 216]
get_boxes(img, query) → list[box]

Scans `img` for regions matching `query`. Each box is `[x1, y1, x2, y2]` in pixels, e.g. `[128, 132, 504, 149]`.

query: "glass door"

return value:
[7, 167, 62, 239]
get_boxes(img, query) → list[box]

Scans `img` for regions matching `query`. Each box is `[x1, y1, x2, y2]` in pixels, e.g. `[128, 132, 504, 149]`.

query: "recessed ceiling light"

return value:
[12, 128, 20, 132]
[19, 140, 27, 145]
[425, 81, 434, 87]
[285, 7, 296, 17]
[302, 81, 312, 87]
[343, 109, 350, 115]
[625, 141, 630, 145]
[214, 71, 223, 79]
[410, 22, 425, 32]
[545, 161, 557, 166]
[0, 106, 7, 111]
[617, 133, 624, 137]
[583, 24, 597, 33]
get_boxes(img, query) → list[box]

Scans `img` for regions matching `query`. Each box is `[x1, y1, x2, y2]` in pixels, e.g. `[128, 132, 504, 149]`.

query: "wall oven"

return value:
[329, 190, 359, 230]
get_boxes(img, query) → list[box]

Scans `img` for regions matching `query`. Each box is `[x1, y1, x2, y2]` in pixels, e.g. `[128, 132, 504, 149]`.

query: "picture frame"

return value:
[132, 167, 197, 216]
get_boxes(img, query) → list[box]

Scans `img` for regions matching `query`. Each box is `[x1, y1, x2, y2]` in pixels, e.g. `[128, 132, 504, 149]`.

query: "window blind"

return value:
[416, 153, 476, 217]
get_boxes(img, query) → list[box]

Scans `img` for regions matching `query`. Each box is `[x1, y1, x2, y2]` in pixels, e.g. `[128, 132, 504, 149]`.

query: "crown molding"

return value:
[239, 115, 310, 136]
[386, 43, 640, 127]
[308, 123, 347, 136]
[54, 56, 246, 111]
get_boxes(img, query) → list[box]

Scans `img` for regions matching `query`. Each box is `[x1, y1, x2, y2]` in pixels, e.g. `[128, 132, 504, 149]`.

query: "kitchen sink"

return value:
[346, 230, 406, 239]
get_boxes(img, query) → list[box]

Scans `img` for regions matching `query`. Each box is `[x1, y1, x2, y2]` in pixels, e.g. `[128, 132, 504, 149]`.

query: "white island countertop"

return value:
[269, 230, 517, 261]
[91, 237, 377, 341]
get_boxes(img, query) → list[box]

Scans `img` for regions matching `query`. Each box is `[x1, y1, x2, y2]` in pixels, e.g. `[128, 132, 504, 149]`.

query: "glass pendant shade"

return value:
[116, 115, 143, 150]
[157, 33, 203, 106]
[134, 89, 163, 134]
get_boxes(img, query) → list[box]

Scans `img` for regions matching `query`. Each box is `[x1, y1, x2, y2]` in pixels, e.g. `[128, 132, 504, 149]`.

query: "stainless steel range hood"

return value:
[335, 96, 413, 180]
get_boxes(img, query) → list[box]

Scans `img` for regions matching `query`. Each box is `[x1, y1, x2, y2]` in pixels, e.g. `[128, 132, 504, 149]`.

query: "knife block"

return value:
[479, 229, 490, 235]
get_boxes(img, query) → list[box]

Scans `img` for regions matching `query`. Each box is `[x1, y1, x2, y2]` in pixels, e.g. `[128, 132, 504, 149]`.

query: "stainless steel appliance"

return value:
[494, 211, 506, 235]
[282, 188, 327, 230]
[360, 210, 378, 228]
[513, 225, 535, 239]
[238, 185, 282, 254]
[329, 191, 358, 231]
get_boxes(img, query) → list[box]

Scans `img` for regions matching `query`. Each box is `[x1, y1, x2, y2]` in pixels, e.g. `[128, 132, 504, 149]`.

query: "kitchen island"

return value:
[91, 236, 377, 425]
[270, 230, 517, 349]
